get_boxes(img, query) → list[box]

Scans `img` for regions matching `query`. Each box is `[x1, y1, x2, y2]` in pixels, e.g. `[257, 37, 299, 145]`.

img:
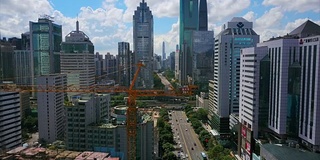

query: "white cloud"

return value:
[154, 19, 180, 55]
[208, 0, 251, 21]
[0, 0, 53, 37]
[123, 0, 179, 22]
[263, 0, 320, 12]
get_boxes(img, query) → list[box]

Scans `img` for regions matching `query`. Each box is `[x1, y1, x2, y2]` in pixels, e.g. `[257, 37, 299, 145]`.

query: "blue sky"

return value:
[0, 0, 319, 55]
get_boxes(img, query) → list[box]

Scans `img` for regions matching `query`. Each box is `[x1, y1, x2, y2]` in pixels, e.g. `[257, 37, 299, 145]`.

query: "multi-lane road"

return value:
[170, 110, 205, 160]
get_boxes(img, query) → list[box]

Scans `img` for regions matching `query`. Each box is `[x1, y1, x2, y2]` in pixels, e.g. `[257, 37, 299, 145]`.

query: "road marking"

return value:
[177, 111, 191, 160]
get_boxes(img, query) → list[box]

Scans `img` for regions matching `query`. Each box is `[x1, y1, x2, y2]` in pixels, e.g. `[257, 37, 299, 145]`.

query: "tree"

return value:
[162, 142, 174, 153]
[160, 133, 174, 144]
[162, 151, 177, 160]
[157, 117, 165, 128]
[195, 108, 208, 122]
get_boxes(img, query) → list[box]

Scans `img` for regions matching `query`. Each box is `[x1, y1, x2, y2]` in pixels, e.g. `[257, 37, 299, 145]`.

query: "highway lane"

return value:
[170, 110, 204, 159]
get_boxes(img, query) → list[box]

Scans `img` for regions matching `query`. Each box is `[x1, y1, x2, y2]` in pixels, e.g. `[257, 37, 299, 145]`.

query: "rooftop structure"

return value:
[260, 144, 320, 160]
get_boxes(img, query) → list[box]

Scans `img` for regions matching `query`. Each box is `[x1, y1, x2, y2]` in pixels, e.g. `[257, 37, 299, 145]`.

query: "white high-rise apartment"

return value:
[37, 74, 66, 143]
[0, 92, 22, 150]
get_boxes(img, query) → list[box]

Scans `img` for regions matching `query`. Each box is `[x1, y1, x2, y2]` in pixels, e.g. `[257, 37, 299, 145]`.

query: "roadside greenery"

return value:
[184, 105, 234, 159]
[164, 69, 175, 80]
[157, 108, 177, 160]
[154, 73, 165, 89]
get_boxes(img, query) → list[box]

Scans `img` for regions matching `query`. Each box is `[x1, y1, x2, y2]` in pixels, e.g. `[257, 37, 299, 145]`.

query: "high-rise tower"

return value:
[133, 0, 154, 89]
[118, 42, 132, 87]
[198, 0, 208, 31]
[162, 41, 166, 60]
[179, 0, 199, 85]
[209, 17, 259, 138]
[60, 21, 95, 98]
[29, 16, 62, 86]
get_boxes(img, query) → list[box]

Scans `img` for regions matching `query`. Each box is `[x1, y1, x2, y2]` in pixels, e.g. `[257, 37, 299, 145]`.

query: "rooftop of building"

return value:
[230, 17, 249, 22]
[261, 144, 320, 160]
[141, 113, 153, 123]
[65, 21, 92, 43]
[265, 20, 320, 42]
[96, 123, 117, 129]
[289, 20, 320, 37]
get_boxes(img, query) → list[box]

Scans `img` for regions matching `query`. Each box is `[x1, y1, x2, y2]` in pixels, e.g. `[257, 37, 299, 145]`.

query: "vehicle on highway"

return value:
[191, 147, 194, 150]
[194, 142, 196, 146]
[201, 152, 208, 160]
[185, 129, 188, 131]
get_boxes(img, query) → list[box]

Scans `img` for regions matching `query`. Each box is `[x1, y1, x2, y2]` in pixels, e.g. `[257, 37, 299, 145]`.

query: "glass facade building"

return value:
[179, 0, 199, 85]
[198, 0, 208, 31]
[118, 42, 132, 87]
[191, 30, 214, 91]
[133, 0, 154, 89]
[29, 17, 62, 86]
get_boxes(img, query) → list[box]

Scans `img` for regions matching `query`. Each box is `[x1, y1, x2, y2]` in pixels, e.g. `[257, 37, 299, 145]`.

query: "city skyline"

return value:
[0, 0, 319, 56]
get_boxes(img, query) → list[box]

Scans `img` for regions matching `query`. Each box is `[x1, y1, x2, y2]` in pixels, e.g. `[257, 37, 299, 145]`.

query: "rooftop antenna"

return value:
[76, 14, 79, 32]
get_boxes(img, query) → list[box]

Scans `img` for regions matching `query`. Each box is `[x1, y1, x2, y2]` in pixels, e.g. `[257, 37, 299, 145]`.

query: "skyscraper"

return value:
[191, 30, 214, 89]
[162, 41, 166, 60]
[60, 21, 95, 98]
[198, 0, 208, 31]
[29, 16, 62, 86]
[179, 0, 199, 85]
[118, 42, 132, 87]
[37, 74, 66, 143]
[133, 0, 154, 89]
[209, 17, 259, 137]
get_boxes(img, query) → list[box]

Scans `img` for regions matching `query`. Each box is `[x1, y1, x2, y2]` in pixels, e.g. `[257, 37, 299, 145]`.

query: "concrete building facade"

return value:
[0, 92, 22, 150]
[60, 21, 95, 98]
[37, 74, 66, 143]
[65, 94, 153, 160]
[210, 17, 259, 137]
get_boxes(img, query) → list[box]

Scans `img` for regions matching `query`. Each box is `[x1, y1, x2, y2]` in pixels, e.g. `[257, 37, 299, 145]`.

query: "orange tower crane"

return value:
[0, 62, 197, 160]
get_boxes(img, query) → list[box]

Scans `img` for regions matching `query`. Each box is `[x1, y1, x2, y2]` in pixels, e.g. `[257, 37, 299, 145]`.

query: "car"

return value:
[191, 147, 194, 150]
[194, 143, 196, 146]
[185, 129, 188, 131]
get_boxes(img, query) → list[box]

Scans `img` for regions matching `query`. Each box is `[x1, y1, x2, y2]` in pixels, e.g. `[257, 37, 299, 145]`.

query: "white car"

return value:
[185, 129, 188, 131]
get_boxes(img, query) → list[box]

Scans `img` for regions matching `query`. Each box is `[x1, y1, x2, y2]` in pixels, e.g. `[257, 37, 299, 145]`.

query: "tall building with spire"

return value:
[60, 20, 95, 98]
[133, 0, 154, 89]
[198, 0, 208, 31]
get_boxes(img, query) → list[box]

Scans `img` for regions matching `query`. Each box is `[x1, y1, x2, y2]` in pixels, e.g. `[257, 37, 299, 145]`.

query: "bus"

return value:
[201, 152, 207, 160]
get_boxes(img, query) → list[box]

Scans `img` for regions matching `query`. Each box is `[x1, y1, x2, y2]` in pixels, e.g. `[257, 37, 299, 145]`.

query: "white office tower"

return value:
[0, 92, 22, 150]
[238, 47, 268, 159]
[210, 17, 259, 137]
[239, 46, 268, 138]
[258, 38, 300, 136]
[37, 74, 67, 143]
[298, 35, 320, 152]
[60, 21, 95, 98]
